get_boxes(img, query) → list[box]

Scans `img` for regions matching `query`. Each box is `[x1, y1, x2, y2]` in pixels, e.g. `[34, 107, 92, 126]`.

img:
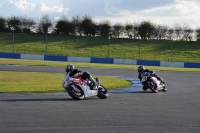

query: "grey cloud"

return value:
[0, 1, 68, 21]
[60, 0, 108, 17]
[60, 0, 175, 17]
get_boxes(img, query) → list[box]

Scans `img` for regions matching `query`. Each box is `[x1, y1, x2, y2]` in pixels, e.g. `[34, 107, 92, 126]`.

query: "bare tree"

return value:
[182, 24, 194, 41]
[124, 23, 133, 39]
[20, 16, 36, 33]
[132, 22, 139, 39]
[166, 28, 174, 40]
[36, 14, 53, 33]
[71, 15, 83, 36]
[173, 24, 183, 40]
[154, 24, 168, 40]
[196, 27, 200, 41]
[111, 23, 124, 38]
[6, 15, 21, 32]
[97, 19, 111, 37]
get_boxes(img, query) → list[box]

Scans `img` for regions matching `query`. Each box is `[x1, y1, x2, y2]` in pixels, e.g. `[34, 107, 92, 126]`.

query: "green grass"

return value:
[1, 32, 200, 62]
[0, 58, 200, 94]
[0, 71, 131, 93]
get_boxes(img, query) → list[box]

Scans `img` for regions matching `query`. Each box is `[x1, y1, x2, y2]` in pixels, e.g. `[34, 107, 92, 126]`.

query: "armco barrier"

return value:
[0, 52, 20, 59]
[0, 52, 200, 68]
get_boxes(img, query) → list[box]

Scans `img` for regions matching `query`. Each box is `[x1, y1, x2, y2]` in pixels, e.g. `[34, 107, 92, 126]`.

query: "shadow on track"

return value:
[130, 91, 153, 93]
[0, 97, 103, 102]
[0, 98, 75, 102]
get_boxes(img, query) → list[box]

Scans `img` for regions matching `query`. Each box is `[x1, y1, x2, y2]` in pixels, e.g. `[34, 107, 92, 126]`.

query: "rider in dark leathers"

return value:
[137, 65, 165, 91]
[65, 64, 97, 89]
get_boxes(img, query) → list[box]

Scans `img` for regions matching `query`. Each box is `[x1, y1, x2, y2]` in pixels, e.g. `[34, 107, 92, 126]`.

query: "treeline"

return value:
[0, 14, 200, 41]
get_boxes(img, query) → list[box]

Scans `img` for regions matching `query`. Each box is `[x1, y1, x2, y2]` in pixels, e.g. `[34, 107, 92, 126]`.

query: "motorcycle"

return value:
[140, 72, 167, 93]
[62, 74, 109, 100]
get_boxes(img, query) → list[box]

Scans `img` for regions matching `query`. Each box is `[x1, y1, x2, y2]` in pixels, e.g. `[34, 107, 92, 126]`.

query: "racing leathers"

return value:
[66, 69, 97, 90]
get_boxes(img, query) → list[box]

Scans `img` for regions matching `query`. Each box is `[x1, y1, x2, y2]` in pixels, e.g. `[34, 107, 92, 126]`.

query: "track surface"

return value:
[0, 65, 200, 133]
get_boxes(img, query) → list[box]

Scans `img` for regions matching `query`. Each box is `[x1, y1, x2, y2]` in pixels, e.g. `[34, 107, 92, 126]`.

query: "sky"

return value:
[0, 0, 200, 29]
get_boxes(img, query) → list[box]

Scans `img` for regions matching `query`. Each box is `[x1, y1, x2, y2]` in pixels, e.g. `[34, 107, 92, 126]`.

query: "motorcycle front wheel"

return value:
[148, 82, 158, 93]
[97, 85, 109, 99]
[67, 86, 84, 100]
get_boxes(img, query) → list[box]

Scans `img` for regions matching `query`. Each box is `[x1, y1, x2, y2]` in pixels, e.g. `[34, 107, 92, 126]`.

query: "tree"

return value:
[196, 28, 200, 41]
[97, 20, 111, 37]
[7, 15, 21, 32]
[20, 16, 36, 33]
[167, 28, 174, 40]
[81, 15, 95, 36]
[132, 22, 139, 39]
[124, 23, 133, 39]
[111, 23, 124, 38]
[173, 24, 183, 40]
[0, 16, 6, 31]
[182, 24, 194, 41]
[138, 20, 154, 39]
[55, 16, 73, 35]
[36, 14, 53, 33]
[153, 24, 168, 40]
[71, 15, 83, 36]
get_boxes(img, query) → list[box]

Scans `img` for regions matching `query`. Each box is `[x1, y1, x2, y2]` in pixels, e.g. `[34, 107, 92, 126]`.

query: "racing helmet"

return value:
[65, 64, 74, 72]
[138, 65, 145, 73]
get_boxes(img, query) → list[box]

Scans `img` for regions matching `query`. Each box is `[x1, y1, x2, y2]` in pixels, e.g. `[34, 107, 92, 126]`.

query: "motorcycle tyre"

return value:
[149, 83, 158, 93]
[162, 86, 167, 92]
[67, 86, 84, 100]
[97, 85, 109, 99]
[150, 88, 158, 93]
[147, 81, 158, 93]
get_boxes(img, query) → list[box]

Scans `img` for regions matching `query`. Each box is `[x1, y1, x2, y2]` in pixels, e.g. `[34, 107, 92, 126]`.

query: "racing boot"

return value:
[89, 77, 97, 90]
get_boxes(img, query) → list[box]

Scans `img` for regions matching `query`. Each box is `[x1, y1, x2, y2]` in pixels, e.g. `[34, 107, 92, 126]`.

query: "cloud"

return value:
[59, 0, 174, 17]
[0, 0, 199, 28]
[94, 0, 200, 28]
[134, 0, 200, 28]
[0, 0, 68, 21]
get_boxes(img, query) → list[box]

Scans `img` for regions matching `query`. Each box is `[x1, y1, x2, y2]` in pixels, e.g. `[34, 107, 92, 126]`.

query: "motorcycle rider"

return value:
[65, 64, 97, 90]
[137, 65, 165, 91]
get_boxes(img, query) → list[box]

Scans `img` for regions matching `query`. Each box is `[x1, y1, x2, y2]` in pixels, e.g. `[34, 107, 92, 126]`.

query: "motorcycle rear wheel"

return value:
[67, 86, 84, 100]
[148, 82, 158, 93]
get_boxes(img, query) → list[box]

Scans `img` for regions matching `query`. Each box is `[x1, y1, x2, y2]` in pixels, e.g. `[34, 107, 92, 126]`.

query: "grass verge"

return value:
[0, 58, 200, 93]
[0, 71, 131, 93]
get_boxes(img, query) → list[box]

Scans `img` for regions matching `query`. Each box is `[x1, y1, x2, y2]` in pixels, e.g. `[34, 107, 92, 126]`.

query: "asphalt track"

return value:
[0, 65, 200, 133]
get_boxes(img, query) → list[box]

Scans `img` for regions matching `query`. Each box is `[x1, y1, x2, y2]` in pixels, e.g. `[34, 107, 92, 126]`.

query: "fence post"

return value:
[138, 43, 140, 59]
[11, 27, 15, 53]
[45, 32, 48, 54]
[171, 40, 173, 61]
[107, 36, 110, 58]
[61, 35, 63, 55]
[76, 35, 78, 56]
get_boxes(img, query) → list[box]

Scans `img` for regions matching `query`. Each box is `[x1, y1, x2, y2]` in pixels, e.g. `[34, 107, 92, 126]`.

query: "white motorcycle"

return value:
[62, 74, 109, 100]
[140, 72, 167, 93]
